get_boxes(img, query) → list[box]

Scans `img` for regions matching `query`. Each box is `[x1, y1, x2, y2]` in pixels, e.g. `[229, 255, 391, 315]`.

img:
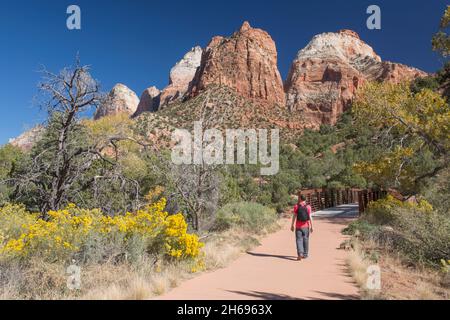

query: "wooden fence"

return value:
[298, 188, 387, 215]
[357, 189, 387, 214]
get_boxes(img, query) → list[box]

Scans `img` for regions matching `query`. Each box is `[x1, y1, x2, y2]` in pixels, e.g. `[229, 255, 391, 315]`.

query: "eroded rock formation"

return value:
[94, 84, 140, 120]
[159, 46, 203, 107]
[134, 86, 161, 116]
[189, 21, 285, 106]
[284, 29, 427, 128]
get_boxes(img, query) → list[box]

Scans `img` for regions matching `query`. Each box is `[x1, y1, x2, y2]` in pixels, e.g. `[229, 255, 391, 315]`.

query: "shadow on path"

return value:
[310, 291, 360, 300]
[224, 290, 303, 300]
[246, 251, 298, 261]
[224, 290, 359, 300]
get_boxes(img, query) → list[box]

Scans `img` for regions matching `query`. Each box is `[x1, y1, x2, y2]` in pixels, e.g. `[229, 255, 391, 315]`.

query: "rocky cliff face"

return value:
[159, 46, 203, 107]
[9, 125, 45, 151]
[189, 21, 285, 106]
[94, 84, 140, 120]
[284, 29, 427, 128]
[134, 86, 161, 116]
[91, 24, 426, 132]
[11, 24, 430, 151]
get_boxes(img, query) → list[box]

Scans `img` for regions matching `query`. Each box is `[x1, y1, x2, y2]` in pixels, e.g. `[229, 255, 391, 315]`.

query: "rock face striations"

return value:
[284, 29, 427, 128]
[94, 84, 140, 120]
[189, 21, 286, 106]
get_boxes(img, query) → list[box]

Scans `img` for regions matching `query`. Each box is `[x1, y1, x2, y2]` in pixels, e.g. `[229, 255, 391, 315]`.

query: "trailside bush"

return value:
[351, 196, 449, 267]
[363, 195, 433, 225]
[0, 199, 203, 264]
[343, 219, 380, 237]
[389, 207, 450, 266]
[214, 202, 277, 233]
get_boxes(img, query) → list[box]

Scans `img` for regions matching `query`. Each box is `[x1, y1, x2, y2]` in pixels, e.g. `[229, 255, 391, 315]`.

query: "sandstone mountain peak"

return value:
[88, 22, 427, 134]
[338, 29, 360, 39]
[297, 30, 381, 63]
[134, 86, 161, 116]
[169, 46, 203, 85]
[159, 46, 203, 107]
[94, 83, 140, 120]
[189, 21, 285, 106]
[285, 30, 427, 128]
[239, 21, 251, 32]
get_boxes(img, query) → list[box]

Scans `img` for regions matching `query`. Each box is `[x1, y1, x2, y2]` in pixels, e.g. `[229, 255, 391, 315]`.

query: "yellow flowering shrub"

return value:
[164, 214, 203, 259]
[0, 199, 203, 264]
[365, 194, 433, 224]
[144, 186, 165, 203]
[0, 203, 38, 238]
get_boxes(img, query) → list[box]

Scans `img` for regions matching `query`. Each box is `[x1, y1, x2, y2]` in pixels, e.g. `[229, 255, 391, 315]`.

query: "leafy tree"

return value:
[352, 82, 450, 195]
[410, 76, 440, 94]
[0, 144, 24, 179]
[432, 5, 450, 57]
[0, 144, 25, 204]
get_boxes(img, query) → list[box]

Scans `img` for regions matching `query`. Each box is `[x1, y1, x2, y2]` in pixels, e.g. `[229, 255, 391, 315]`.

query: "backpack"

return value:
[296, 204, 310, 222]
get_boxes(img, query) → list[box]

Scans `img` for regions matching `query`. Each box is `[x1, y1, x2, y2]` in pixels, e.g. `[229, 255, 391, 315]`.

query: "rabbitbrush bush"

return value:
[0, 199, 203, 265]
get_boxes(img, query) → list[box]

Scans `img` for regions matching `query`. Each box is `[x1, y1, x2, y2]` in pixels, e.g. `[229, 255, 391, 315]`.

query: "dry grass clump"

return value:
[377, 254, 449, 300]
[81, 261, 188, 300]
[346, 238, 450, 300]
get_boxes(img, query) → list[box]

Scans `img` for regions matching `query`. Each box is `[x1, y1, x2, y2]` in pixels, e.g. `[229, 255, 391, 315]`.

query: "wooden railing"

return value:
[357, 189, 387, 214]
[298, 188, 387, 215]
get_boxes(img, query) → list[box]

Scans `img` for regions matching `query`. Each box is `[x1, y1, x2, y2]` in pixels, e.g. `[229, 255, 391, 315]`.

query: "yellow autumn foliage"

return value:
[353, 82, 449, 152]
[364, 194, 433, 224]
[0, 199, 203, 263]
[352, 82, 450, 192]
[353, 147, 416, 190]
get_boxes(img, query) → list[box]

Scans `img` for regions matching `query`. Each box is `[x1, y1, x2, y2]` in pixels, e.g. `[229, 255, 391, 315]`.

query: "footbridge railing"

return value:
[298, 188, 387, 215]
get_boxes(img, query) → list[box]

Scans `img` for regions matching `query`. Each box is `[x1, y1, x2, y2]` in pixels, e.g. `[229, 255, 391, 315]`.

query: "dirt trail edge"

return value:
[158, 204, 360, 300]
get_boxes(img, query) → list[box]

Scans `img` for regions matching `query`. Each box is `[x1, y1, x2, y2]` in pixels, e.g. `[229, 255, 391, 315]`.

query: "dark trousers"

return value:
[295, 228, 310, 257]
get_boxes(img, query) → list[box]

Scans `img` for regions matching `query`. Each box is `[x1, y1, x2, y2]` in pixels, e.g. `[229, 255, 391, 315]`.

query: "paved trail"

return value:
[159, 204, 360, 300]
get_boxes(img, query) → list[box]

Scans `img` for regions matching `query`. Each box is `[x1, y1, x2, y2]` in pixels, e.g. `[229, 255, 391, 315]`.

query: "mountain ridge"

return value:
[10, 22, 427, 150]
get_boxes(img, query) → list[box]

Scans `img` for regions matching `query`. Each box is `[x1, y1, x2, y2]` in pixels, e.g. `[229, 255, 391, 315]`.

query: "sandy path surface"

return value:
[159, 205, 360, 300]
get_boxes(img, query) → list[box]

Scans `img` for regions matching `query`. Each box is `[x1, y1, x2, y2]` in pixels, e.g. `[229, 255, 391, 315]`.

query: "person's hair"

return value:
[299, 195, 306, 202]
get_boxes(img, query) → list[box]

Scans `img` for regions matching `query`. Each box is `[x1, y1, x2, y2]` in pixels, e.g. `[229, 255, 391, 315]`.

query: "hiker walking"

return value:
[291, 195, 313, 261]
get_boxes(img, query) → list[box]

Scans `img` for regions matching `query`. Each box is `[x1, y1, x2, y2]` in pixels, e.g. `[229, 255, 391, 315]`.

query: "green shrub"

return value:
[214, 202, 277, 233]
[343, 219, 379, 236]
[389, 207, 450, 266]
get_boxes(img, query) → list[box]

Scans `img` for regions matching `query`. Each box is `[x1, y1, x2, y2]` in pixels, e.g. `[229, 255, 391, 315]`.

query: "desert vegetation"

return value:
[0, 5, 449, 301]
[0, 55, 448, 298]
[340, 8, 450, 297]
[0, 59, 286, 299]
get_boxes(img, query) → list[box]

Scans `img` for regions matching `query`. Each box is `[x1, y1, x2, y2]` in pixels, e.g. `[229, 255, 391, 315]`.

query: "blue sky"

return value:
[0, 0, 448, 144]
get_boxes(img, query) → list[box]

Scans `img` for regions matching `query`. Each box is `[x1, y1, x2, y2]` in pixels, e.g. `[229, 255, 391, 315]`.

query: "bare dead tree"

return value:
[170, 163, 220, 231]
[144, 92, 221, 231]
[7, 58, 143, 216]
